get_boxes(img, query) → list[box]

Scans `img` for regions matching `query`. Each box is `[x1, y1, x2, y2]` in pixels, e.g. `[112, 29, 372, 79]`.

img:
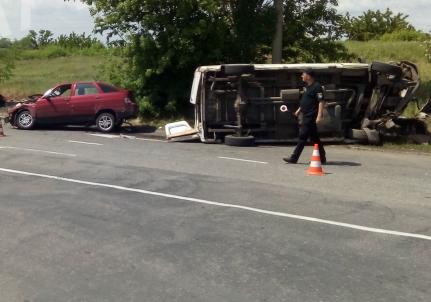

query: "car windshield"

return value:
[42, 85, 72, 98]
[42, 88, 53, 98]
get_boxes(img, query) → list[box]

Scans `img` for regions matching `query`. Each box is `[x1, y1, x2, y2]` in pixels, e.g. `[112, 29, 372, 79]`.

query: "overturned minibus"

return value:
[168, 62, 430, 146]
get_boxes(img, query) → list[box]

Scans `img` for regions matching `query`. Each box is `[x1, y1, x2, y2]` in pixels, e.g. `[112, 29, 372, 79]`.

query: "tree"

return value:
[282, 0, 348, 62]
[0, 38, 12, 49]
[56, 32, 103, 49]
[342, 8, 415, 41]
[36, 29, 55, 47]
[74, 0, 348, 117]
[272, 0, 283, 64]
[20, 29, 55, 49]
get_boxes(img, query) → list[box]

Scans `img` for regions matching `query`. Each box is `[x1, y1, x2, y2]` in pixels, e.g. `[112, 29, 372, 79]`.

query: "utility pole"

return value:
[272, 0, 284, 64]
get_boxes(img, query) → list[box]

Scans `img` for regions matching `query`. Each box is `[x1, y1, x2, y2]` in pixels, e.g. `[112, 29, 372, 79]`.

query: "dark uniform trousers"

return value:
[292, 119, 326, 162]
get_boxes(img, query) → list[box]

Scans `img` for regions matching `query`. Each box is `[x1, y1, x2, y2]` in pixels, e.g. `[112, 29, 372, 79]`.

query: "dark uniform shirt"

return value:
[300, 82, 324, 123]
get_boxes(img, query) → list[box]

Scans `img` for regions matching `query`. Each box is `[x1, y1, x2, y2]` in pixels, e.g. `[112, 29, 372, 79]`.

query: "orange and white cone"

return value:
[0, 119, 5, 137]
[307, 144, 324, 176]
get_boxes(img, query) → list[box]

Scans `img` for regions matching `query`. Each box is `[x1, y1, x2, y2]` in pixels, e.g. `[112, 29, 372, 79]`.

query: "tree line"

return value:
[0, 30, 103, 50]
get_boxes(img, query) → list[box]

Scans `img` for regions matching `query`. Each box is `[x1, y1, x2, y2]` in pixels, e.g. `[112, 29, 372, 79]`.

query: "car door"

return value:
[35, 84, 72, 124]
[69, 83, 102, 123]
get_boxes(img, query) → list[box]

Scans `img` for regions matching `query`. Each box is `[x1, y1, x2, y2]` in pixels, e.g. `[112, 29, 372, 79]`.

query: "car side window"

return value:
[99, 83, 119, 93]
[52, 85, 72, 97]
[75, 84, 99, 96]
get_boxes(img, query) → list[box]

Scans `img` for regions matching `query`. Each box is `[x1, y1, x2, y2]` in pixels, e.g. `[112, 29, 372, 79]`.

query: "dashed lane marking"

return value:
[0, 146, 76, 157]
[134, 137, 166, 143]
[68, 140, 103, 146]
[218, 156, 268, 164]
[88, 134, 119, 139]
[88, 133, 166, 142]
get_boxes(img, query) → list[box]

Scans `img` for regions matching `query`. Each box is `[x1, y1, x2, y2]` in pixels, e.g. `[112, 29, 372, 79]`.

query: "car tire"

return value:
[371, 62, 402, 79]
[96, 112, 116, 133]
[224, 135, 255, 147]
[16, 110, 35, 130]
[221, 64, 255, 76]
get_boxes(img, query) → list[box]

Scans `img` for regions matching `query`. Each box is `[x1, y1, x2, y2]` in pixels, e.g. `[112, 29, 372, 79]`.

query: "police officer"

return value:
[283, 69, 326, 164]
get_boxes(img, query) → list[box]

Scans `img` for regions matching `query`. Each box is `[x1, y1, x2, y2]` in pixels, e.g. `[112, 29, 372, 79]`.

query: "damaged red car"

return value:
[7, 81, 138, 132]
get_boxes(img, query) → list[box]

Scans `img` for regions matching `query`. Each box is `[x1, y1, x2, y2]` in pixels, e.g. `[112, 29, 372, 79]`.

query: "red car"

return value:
[8, 82, 138, 132]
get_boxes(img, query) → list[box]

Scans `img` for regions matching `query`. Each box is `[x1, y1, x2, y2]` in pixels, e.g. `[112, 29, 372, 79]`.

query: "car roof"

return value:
[55, 81, 120, 86]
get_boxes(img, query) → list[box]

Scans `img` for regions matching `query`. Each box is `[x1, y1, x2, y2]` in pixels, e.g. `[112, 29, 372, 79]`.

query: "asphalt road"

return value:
[0, 125, 430, 302]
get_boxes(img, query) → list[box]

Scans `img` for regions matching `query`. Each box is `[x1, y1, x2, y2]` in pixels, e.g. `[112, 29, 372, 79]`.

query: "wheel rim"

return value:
[98, 115, 113, 130]
[19, 112, 33, 127]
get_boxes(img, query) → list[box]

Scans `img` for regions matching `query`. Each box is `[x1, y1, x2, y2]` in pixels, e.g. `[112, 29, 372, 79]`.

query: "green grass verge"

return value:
[1, 55, 109, 99]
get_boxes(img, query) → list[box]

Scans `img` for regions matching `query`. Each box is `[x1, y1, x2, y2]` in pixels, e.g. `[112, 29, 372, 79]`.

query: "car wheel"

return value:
[16, 110, 35, 130]
[224, 135, 255, 147]
[96, 112, 116, 133]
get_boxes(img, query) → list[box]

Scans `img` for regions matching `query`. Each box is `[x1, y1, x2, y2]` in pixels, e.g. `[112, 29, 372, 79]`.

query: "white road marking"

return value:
[68, 140, 103, 146]
[0, 146, 76, 157]
[119, 134, 166, 142]
[218, 156, 268, 164]
[0, 167, 430, 242]
[88, 134, 119, 139]
[88, 133, 166, 143]
[134, 137, 166, 143]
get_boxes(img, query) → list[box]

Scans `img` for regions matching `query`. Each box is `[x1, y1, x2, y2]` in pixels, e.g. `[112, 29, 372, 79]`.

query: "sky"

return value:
[0, 0, 94, 39]
[337, 0, 431, 33]
[0, 0, 430, 40]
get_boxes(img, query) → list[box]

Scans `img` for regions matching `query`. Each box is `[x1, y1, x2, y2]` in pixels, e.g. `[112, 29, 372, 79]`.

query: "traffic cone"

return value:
[0, 119, 5, 137]
[307, 144, 324, 176]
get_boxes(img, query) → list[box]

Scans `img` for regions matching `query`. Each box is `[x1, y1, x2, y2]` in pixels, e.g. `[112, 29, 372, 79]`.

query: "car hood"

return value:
[7, 101, 35, 114]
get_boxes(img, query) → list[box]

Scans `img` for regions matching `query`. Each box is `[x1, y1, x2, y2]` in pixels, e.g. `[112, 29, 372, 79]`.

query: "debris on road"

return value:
[165, 121, 198, 140]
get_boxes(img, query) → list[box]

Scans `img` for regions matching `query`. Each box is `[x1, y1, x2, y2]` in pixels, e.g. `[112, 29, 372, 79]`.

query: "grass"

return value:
[0, 54, 109, 99]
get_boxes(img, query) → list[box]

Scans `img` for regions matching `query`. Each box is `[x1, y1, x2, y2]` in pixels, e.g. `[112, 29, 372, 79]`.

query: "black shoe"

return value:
[283, 157, 298, 164]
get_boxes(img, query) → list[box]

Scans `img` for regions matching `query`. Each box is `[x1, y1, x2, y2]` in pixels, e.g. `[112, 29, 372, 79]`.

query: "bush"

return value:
[424, 40, 431, 63]
[19, 45, 70, 60]
[44, 46, 69, 59]
[17, 45, 108, 60]
[380, 29, 430, 42]
[0, 48, 15, 83]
